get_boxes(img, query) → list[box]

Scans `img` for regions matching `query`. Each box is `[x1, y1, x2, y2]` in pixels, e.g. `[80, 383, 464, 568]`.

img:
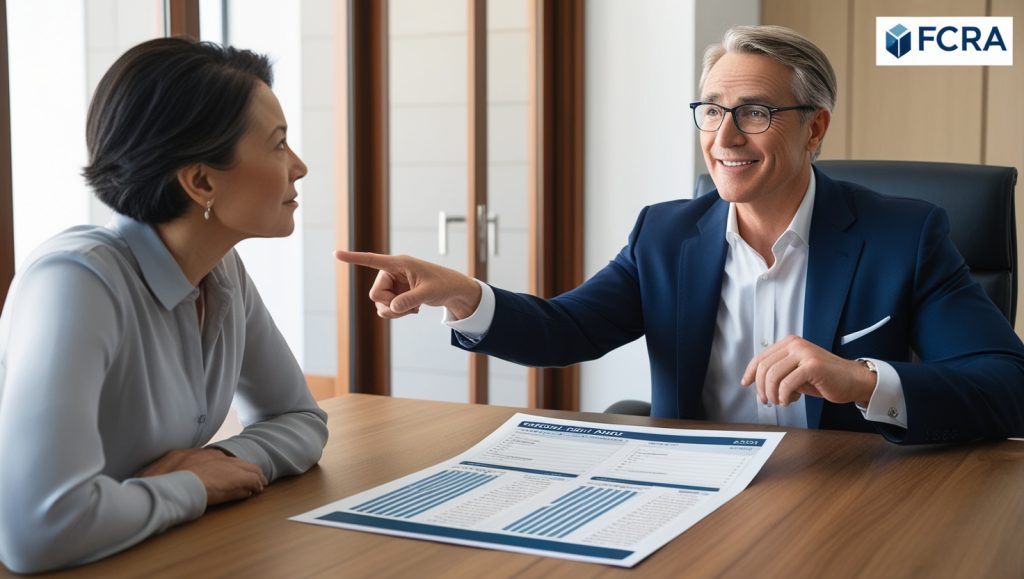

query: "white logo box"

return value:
[876, 17, 1014, 66]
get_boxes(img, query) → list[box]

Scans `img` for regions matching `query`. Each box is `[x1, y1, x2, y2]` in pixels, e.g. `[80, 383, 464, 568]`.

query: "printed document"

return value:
[292, 413, 784, 567]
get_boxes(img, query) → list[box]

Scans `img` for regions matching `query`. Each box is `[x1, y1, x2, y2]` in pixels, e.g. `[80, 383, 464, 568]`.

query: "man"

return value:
[337, 25, 1024, 444]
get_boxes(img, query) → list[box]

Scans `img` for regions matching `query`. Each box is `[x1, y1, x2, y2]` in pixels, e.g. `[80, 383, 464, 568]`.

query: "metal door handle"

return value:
[438, 210, 498, 256]
[438, 211, 465, 255]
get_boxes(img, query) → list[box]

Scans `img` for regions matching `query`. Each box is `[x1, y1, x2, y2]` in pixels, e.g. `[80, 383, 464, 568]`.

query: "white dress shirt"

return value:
[446, 172, 907, 429]
[703, 175, 816, 427]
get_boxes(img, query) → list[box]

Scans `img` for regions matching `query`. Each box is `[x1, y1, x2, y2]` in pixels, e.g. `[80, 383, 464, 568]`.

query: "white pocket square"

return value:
[840, 315, 891, 346]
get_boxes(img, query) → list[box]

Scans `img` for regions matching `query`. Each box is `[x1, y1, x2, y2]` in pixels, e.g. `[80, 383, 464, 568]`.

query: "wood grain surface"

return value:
[5, 394, 1023, 578]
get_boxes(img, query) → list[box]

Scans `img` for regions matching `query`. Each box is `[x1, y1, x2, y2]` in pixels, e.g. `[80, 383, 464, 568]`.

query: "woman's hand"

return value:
[137, 448, 268, 506]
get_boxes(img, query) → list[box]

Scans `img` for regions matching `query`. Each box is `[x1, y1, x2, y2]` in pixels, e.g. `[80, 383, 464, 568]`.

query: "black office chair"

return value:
[604, 160, 1019, 416]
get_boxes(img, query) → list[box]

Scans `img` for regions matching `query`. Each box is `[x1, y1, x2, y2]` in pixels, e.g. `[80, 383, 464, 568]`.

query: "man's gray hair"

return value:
[699, 25, 837, 158]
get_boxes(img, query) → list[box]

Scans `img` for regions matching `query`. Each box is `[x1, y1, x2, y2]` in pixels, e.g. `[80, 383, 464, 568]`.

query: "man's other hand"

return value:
[741, 335, 877, 407]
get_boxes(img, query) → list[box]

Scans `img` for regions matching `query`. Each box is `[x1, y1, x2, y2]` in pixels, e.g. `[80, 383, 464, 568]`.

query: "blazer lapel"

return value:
[675, 199, 729, 419]
[803, 169, 864, 428]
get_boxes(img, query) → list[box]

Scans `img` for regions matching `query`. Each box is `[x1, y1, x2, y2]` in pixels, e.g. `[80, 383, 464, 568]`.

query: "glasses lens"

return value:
[694, 104, 723, 131]
[734, 105, 771, 134]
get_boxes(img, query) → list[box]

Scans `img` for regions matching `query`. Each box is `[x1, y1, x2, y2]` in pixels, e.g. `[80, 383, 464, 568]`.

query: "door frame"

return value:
[166, 0, 200, 37]
[343, 0, 391, 396]
[527, 0, 584, 410]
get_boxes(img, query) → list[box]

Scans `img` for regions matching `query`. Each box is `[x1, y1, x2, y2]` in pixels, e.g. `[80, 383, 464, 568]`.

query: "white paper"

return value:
[292, 413, 784, 567]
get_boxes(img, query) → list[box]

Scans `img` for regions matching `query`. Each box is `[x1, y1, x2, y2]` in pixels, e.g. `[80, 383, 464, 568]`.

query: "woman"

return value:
[0, 38, 327, 573]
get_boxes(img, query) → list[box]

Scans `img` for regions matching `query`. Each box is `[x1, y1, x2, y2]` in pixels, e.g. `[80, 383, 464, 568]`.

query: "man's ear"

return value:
[806, 108, 831, 155]
[176, 163, 214, 208]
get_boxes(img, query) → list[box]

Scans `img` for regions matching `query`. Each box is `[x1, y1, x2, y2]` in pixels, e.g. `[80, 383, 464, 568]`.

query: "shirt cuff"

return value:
[125, 470, 208, 528]
[855, 358, 908, 429]
[442, 280, 495, 340]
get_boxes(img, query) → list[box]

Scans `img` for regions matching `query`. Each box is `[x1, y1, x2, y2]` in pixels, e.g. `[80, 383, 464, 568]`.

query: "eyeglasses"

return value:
[689, 102, 817, 134]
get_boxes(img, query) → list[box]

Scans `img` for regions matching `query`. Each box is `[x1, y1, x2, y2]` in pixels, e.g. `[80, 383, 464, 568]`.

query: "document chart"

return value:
[292, 413, 784, 567]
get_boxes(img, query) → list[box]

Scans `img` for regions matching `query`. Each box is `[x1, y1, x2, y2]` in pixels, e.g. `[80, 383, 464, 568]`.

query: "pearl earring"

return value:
[204, 200, 213, 221]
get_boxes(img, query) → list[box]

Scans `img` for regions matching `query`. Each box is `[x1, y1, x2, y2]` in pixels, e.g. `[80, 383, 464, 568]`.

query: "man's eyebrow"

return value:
[736, 95, 775, 105]
[698, 94, 778, 106]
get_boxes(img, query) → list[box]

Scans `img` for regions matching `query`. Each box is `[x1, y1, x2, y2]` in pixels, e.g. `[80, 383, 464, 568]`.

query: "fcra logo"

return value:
[877, 17, 1013, 66]
[885, 24, 911, 58]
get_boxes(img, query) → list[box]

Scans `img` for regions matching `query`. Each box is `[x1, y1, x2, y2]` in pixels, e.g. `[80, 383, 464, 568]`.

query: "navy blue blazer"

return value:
[457, 168, 1024, 444]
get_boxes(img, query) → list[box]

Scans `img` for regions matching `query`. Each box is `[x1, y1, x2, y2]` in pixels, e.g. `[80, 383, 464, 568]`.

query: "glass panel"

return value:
[388, 0, 471, 402]
[9, 0, 162, 267]
[485, 0, 529, 407]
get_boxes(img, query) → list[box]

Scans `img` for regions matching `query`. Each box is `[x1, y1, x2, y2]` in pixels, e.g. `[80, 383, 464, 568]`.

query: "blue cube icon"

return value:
[886, 24, 911, 58]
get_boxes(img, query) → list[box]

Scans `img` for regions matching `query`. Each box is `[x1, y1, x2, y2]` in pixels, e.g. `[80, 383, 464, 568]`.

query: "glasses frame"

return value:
[688, 102, 818, 134]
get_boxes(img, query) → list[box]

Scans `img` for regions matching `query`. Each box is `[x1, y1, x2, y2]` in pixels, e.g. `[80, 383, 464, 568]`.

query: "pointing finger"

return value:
[334, 250, 397, 271]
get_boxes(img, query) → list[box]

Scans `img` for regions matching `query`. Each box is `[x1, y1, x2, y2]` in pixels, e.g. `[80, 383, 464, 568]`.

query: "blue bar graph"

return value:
[317, 512, 635, 560]
[352, 470, 497, 518]
[504, 486, 636, 538]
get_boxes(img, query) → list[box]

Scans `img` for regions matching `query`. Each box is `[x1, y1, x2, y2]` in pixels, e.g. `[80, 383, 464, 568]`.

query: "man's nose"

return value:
[715, 112, 747, 147]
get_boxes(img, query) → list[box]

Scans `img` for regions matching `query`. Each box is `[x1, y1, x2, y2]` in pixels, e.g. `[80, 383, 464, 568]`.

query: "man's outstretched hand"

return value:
[335, 251, 482, 320]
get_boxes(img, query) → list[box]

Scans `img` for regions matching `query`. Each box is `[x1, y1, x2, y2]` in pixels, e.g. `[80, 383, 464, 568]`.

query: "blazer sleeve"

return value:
[886, 206, 1024, 443]
[453, 207, 650, 367]
[0, 258, 206, 574]
[210, 257, 328, 481]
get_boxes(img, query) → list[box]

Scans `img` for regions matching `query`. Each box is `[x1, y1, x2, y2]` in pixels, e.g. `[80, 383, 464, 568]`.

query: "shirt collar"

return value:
[108, 213, 198, 310]
[725, 169, 817, 249]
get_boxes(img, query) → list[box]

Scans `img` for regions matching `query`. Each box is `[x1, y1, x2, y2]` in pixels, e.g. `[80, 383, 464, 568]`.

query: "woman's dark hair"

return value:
[83, 37, 273, 223]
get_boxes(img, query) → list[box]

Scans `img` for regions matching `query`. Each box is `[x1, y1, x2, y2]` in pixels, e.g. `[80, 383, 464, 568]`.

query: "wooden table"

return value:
[5, 394, 1024, 578]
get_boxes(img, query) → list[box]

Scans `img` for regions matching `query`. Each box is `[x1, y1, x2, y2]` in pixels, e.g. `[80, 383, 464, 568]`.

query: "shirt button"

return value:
[760, 274, 768, 281]
[887, 407, 899, 418]
[760, 338, 769, 347]
[198, 414, 207, 424]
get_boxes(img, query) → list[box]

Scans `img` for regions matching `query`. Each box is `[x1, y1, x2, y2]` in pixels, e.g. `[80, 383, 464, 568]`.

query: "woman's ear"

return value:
[176, 163, 214, 208]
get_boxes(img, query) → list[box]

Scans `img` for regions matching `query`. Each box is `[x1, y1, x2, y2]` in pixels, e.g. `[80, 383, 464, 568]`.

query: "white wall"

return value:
[580, 0, 759, 412]
[298, 0, 339, 378]
[9, 0, 89, 268]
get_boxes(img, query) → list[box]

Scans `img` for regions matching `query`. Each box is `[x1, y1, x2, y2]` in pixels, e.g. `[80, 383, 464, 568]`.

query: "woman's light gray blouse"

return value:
[0, 215, 328, 573]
